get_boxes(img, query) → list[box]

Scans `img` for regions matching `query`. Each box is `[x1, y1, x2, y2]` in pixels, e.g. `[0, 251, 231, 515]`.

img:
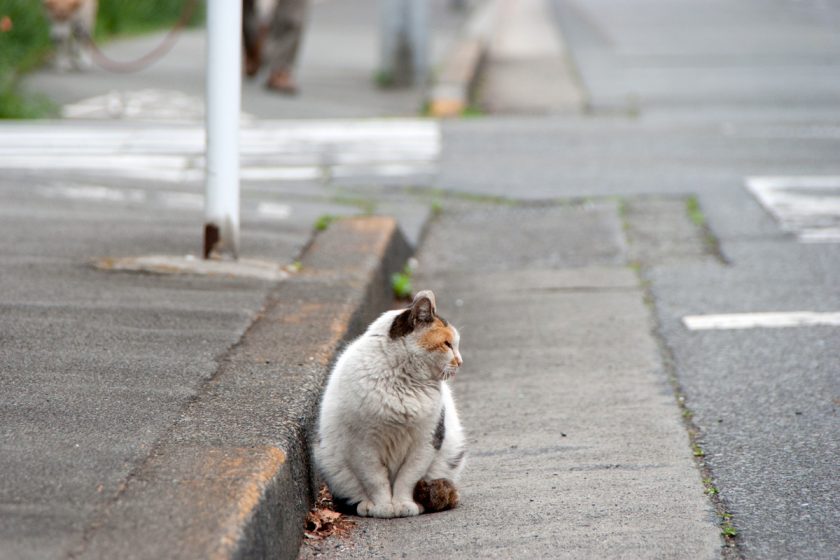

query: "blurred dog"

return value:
[42, 0, 98, 71]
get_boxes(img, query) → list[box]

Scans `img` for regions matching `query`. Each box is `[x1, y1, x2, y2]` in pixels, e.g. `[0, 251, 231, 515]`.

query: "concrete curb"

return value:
[427, 0, 502, 117]
[72, 217, 412, 560]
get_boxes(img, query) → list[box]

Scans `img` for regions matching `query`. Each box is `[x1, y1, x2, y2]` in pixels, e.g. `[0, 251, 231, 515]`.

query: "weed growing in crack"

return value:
[314, 214, 335, 232]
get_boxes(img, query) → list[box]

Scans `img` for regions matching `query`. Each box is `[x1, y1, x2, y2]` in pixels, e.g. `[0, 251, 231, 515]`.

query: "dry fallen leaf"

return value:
[303, 485, 355, 541]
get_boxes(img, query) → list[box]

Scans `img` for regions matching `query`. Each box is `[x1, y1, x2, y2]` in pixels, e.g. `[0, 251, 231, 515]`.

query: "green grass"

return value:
[391, 264, 413, 300]
[95, 0, 204, 40]
[461, 104, 485, 118]
[314, 214, 336, 232]
[0, 0, 54, 118]
[686, 195, 706, 227]
[721, 523, 738, 538]
[374, 70, 394, 89]
[0, 88, 55, 118]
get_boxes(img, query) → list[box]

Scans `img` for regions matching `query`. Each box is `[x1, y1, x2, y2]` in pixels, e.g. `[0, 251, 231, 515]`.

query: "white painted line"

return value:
[39, 184, 147, 203]
[0, 120, 441, 184]
[239, 166, 322, 181]
[746, 176, 840, 243]
[257, 202, 292, 219]
[799, 229, 840, 243]
[331, 163, 438, 178]
[683, 312, 840, 331]
[157, 191, 204, 210]
[0, 154, 189, 170]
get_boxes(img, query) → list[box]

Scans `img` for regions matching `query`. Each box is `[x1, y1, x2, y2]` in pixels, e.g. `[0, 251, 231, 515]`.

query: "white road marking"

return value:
[746, 176, 840, 243]
[240, 166, 322, 181]
[61, 89, 257, 122]
[683, 312, 840, 331]
[257, 202, 292, 219]
[0, 119, 440, 183]
[331, 163, 437, 178]
[157, 191, 204, 210]
[40, 184, 146, 203]
[39, 183, 205, 211]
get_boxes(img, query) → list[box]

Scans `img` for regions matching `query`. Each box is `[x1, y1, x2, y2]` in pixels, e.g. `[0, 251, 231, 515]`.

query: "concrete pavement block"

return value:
[71, 217, 411, 560]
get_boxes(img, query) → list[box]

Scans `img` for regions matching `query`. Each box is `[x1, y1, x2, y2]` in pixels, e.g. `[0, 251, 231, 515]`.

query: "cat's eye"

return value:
[444, 341, 452, 349]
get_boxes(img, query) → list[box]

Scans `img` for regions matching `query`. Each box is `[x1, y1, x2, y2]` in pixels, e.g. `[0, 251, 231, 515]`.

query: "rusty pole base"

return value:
[203, 223, 221, 259]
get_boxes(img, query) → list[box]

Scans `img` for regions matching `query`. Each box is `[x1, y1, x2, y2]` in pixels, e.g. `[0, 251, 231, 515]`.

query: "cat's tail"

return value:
[413, 478, 460, 512]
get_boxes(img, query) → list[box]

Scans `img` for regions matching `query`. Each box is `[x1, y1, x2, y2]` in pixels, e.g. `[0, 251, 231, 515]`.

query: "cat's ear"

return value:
[410, 290, 437, 324]
[389, 290, 437, 339]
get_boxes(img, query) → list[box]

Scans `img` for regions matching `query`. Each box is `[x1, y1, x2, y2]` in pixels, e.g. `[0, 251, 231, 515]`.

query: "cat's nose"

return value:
[453, 353, 463, 367]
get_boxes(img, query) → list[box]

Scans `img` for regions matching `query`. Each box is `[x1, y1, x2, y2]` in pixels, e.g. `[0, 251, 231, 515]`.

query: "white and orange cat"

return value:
[315, 290, 466, 518]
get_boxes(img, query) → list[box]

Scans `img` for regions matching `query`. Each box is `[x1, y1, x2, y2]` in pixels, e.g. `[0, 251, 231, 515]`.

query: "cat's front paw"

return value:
[392, 500, 423, 517]
[357, 500, 396, 518]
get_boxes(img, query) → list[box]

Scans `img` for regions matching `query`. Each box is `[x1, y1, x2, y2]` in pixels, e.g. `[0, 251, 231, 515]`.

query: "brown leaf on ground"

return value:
[303, 484, 355, 541]
[304, 508, 341, 539]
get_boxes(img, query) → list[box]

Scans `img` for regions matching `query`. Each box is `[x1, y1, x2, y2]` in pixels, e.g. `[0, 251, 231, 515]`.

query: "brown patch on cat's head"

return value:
[388, 290, 438, 339]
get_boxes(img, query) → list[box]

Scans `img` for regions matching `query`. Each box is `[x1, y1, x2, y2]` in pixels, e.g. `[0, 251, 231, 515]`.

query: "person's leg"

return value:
[265, 0, 308, 93]
[242, 0, 263, 77]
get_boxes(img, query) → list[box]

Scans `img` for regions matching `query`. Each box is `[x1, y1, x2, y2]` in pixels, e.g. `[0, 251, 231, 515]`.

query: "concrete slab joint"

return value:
[72, 216, 412, 560]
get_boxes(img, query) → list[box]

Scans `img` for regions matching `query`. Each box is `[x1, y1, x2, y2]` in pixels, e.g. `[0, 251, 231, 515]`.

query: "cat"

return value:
[315, 290, 466, 518]
[42, 0, 98, 71]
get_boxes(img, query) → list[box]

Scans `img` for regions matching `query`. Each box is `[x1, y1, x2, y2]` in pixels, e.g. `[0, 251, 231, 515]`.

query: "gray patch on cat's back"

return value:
[433, 407, 445, 450]
[448, 449, 466, 470]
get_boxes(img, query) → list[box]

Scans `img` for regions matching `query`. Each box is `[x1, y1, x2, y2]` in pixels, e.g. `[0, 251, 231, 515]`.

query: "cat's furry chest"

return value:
[361, 366, 441, 427]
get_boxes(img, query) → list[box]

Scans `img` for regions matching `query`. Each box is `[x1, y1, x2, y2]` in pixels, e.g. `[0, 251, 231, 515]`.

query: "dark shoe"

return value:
[245, 54, 261, 77]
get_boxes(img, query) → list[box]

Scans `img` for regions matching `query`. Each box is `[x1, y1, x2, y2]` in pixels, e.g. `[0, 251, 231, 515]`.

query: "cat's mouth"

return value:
[442, 366, 458, 381]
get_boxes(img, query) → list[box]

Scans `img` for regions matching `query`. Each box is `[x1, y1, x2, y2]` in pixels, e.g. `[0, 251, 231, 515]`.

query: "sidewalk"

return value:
[301, 203, 721, 559]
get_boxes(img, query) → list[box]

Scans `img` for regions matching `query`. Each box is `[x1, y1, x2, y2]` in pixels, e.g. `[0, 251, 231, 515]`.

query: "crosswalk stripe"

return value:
[746, 176, 840, 243]
[0, 120, 440, 182]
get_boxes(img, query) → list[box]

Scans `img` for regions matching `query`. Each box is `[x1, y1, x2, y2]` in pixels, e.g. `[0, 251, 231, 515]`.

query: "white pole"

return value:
[204, 0, 242, 259]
